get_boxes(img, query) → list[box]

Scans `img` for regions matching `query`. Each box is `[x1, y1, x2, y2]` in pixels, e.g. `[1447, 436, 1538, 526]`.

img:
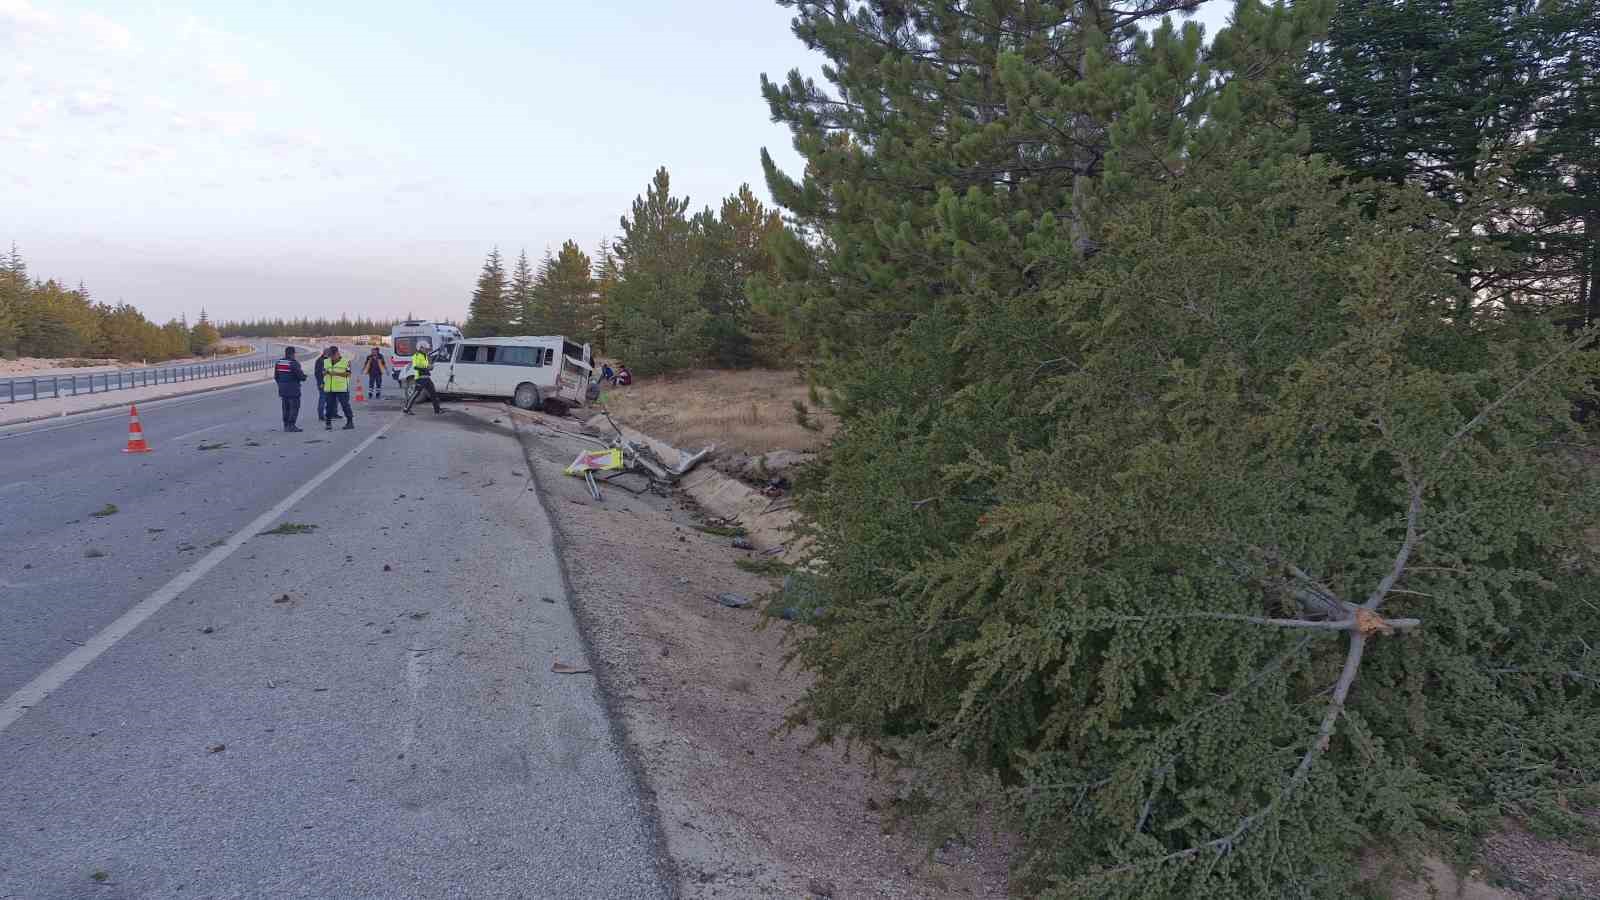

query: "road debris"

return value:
[551, 661, 591, 674]
[714, 592, 753, 609]
[206, 743, 226, 753]
[732, 536, 754, 550]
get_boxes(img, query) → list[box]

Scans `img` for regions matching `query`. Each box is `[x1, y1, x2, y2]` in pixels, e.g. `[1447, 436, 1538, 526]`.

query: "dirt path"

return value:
[507, 407, 1010, 899]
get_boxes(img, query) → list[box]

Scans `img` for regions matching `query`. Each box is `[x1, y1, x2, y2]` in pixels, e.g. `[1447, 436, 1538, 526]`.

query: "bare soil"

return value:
[597, 368, 836, 458]
[503, 406, 1011, 899]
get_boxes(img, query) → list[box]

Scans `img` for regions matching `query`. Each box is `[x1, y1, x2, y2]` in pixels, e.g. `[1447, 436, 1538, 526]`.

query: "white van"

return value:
[389, 321, 463, 382]
[435, 335, 594, 411]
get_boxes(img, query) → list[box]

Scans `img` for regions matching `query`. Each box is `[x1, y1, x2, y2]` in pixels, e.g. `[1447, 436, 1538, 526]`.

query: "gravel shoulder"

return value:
[507, 406, 1011, 899]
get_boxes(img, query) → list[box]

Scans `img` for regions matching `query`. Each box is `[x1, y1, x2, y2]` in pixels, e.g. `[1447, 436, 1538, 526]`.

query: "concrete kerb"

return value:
[502, 406, 808, 559]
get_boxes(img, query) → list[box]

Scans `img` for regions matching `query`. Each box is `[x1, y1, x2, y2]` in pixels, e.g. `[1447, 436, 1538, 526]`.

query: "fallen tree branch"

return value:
[1094, 611, 1420, 632]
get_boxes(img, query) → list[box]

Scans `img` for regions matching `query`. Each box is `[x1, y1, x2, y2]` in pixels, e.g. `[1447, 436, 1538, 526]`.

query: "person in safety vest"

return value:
[404, 340, 443, 415]
[323, 346, 355, 430]
[273, 346, 307, 432]
[312, 347, 331, 423]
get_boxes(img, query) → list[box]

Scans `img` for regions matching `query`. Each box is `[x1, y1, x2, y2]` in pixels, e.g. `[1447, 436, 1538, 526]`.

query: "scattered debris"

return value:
[200, 626, 214, 634]
[245, 440, 261, 447]
[273, 594, 293, 605]
[541, 596, 557, 604]
[177, 544, 196, 552]
[732, 536, 754, 550]
[552, 660, 592, 674]
[84, 548, 106, 559]
[406, 646, 438, 654]
[715, 592, 753, 609]
[383, 564, 392, 572]
[196, 442, 228, 451]
[207, 539, 226, 549]
[259, 522, 317, 536]
[146, 528, 165, 534]
[90, 503, 118, 518]
[409, 611, 430, 620]
[206, 743, 225, 753]
[90, 870, 110, 883]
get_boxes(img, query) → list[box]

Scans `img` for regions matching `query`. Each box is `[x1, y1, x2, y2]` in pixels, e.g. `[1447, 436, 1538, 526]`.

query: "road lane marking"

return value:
[170, 422, 229, 443]
[0, 416, 402, 736]
[0, 481, 26, 494]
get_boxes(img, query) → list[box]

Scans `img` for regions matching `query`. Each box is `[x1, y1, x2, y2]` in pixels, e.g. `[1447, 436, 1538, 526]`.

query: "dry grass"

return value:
[595, 368, 836, 456]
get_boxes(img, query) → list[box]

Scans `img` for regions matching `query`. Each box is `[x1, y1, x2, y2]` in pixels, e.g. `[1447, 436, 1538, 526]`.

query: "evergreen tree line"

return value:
[0, 244, 223, 361]
[215, 316, 404, 339]
[751, 0, 1600, 896]
[464, 177, 790, 375]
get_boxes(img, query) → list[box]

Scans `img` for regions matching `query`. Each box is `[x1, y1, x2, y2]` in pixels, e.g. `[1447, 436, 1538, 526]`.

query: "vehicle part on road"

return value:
[121, 404, 152, 454]
[551, 660, 592, 674]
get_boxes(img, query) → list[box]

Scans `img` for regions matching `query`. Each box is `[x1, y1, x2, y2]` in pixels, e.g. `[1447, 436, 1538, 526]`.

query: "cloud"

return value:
[67, 88, 123, 117]
[0, 0, 57, 32]
[79, 12, 133, 53]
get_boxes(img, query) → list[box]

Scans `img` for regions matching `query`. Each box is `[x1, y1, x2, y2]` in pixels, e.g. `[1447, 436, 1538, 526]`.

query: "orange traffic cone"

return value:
[122, 404, 152, 453]
[355, 380, 366, 403]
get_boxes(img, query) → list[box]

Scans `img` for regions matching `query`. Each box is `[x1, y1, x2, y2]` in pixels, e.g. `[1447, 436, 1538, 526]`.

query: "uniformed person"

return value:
[403, 340, 443, 415]
[323, 346, 355, 430]
[273, 346, 307, 432]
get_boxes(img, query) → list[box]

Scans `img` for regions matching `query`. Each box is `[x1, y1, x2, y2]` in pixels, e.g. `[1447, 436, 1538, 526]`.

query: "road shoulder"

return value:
[507, 405, 1012, 899]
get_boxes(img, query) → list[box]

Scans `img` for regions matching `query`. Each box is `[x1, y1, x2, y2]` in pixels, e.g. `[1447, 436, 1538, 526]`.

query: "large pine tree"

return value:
[1292, 0, 1596, 320]
[465, 247, 512, 337]
[756, 1, 1600, 895]
[606, 167, 710, 374]
[509, 249, 536, 333]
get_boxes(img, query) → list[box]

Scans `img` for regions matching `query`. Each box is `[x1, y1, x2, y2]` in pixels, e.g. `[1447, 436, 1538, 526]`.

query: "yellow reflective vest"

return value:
[411, 351, 432, 378]
[325, 357, 351, 393]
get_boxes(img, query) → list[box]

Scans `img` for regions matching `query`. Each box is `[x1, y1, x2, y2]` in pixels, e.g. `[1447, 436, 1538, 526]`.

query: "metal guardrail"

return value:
[1, 348, 275, 404]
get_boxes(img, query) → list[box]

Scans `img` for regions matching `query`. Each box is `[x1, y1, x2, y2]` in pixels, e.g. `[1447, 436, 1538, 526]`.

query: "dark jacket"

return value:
[313, 356, 327, 391]
[274, 356, 306, 398]
[364, 352, 385, 378]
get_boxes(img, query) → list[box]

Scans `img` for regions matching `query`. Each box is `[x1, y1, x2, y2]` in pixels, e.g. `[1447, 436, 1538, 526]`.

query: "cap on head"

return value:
[285, 346, 297, 357]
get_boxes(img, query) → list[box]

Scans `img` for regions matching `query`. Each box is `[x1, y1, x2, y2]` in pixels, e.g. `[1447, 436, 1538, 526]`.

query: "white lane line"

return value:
[0, 481, 26, 494]
[0, 416, 402, 736]
[169, 422, 229, 443]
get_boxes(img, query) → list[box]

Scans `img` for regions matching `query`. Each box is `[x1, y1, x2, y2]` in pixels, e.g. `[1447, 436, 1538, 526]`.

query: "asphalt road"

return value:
[0, 376, 668, 899]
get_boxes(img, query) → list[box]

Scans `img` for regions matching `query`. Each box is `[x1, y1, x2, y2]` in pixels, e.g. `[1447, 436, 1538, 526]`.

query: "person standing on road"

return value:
[313, 347, 331, 424]
[363, 347, 386, 400]
[403, 340, 443, 415]
[273, 346, 307, 432]
[323, 346, 355, 430]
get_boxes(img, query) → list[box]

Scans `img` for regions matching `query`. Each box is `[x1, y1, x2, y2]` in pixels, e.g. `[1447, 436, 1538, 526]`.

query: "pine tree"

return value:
[535, 240, 597, 341]
[0, 243, 25, 356]
[510, 249, 536, 333]
[1291, 0, 1590, 320]
[741, 0, 1597, 893]
[592, 238, 621, 354]
[607, 167, 710, 374]
[465, 247, 511, 337]
[189, 308, 221, 354]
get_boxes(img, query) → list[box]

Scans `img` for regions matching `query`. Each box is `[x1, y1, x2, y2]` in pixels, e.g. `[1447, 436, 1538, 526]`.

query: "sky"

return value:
[1, 0, 1232, 326]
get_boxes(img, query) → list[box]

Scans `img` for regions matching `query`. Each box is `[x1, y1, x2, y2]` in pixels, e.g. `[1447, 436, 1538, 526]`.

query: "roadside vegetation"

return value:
[0, 245, 225, 362]
[573, 0, 1600, 896]
[737, 1, 1600, 897]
